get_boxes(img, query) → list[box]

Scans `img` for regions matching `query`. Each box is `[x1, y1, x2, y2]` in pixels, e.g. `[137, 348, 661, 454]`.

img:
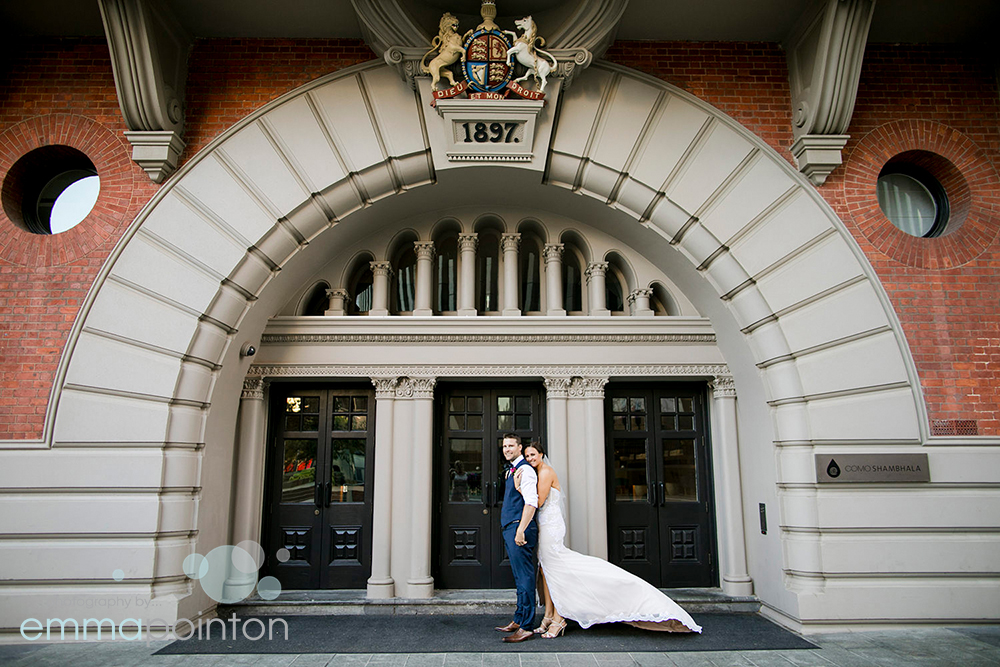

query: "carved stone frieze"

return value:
[260, 333, 716, 344]
[410, 377, 437, 399]
[568, 376, 609, 399]
[248, 364, 731, 380]
[371, 376, 399, 398]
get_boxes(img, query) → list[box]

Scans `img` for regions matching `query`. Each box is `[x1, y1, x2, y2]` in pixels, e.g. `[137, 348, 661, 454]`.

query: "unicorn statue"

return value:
[506, 16, 558, 93]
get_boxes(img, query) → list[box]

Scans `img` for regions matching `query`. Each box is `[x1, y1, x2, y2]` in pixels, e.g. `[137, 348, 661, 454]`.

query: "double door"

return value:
[435, 385, 544, 589]
[605, 384, 717, 588]
[263, 384, 375, 589]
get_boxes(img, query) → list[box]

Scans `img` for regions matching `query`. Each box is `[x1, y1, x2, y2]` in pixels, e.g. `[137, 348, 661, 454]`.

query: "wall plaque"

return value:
[815, 453, 930, 483]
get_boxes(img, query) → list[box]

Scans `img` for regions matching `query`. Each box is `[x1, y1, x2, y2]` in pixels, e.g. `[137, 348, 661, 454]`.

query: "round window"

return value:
[2, 146, 100, 235]
[876, 165, 948, 238]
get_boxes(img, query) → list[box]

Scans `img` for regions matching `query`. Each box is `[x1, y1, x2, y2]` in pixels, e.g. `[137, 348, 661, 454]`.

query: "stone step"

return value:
[222, 588, 760, 617]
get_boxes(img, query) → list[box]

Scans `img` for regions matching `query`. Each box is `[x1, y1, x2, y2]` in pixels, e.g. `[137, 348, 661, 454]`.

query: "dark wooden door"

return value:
[264, 384, 375, 589]
[435, 384, 543, 589]
[606, 383, 717, 588]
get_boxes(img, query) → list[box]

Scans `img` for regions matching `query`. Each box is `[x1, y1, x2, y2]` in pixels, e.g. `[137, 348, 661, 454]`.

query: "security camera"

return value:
[240, 342, 257, 358]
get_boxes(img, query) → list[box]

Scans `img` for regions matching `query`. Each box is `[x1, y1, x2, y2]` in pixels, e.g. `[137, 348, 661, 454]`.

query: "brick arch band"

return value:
[38, 61, 924, 622]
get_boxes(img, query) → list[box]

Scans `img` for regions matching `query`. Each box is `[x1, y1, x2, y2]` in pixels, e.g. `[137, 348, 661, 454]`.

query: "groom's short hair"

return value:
[502, 432, 520, 444]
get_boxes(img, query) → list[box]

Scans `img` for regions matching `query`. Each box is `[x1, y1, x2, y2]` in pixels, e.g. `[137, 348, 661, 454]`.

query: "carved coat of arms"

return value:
[421, 1, 557, 104]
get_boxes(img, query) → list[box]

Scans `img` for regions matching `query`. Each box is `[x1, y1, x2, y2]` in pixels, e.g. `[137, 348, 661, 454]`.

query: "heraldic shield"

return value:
[462, 28, 513, 93]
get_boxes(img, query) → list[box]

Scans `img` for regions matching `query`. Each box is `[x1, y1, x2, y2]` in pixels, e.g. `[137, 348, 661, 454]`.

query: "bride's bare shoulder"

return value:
[539, 464, 560, 489]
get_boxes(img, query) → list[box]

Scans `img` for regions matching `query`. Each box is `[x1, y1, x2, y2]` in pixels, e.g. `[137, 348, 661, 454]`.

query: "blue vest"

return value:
[500, 458, 532, 526]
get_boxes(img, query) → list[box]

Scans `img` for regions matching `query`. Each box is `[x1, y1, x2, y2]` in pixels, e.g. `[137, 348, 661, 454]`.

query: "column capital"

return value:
[543, 377, 573, 398]
[626, 288, 653, 305]
[585, 261, 609, 281]
[711, 375, 737, 398]
[326, 287, 350, 299]
[543, 243, 565, 264]
[395, 377, 437, 399]
[568, 376, 609, 399]
[371, 377, 400, 399]
[370, 260, 393, 277]
[501, 232, 521, 253]
[413, 241, 436, 260]
[241, 376, 267, 401]
[458, 232, 479, 252]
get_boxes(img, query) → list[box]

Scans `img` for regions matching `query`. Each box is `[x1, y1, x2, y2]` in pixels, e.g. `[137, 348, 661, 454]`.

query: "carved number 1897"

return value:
[461, 122, 519, 143]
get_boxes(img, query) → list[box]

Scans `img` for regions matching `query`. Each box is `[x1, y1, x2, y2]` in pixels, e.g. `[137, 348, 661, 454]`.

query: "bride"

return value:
[517, 440, 703, 638]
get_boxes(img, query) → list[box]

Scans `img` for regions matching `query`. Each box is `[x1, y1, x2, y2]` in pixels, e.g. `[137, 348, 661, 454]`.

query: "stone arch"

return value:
[43, 59, 925, 624]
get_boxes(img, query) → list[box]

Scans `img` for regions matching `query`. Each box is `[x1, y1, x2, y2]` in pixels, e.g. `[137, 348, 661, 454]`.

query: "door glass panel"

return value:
[630, 415, 646, 430]
[330, 439, 366, 502]
[450, 397, 466, 412]
[612, 438, 648, 502]
[449, 414, 466, 430]
[285, 395, 320, 431]
[662, 438, 697, 501]
[333, 396, 350, 412]
[497, 414, 512, 430]
[613, 415, 628, 430]
[661, 415, 677, 431]
[281, 438, 317, 502]
[678, 415, 694, 430]
[660, 397, 676, 413]
[333, 415, 349, 431]
[679, 397, 694, 412]
[629, 397, 646, 413]
[515, 414, 530, 430]
[468, 397, 483, 412]
[515, 396, 530, 413]
[302, 415, 320, 431]
[467, 415, 483, 430]
[449, 438, 483, 502]
[497, 396, 511, 412]
[352, 396, 368, 411]
[612, 397, 628, 413]
[351, 415, 367, 431]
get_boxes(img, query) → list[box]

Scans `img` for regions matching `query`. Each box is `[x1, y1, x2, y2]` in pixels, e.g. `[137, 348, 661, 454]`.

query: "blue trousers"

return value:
[502, 520, 538, 630]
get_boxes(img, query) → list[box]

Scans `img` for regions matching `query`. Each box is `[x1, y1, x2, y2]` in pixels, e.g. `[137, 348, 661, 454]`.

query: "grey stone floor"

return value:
[1, 626, 999, 667]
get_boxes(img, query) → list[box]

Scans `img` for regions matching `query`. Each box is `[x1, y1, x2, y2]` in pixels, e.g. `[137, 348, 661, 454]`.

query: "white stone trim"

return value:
[260, 333, 716, 344]
[248, 364, 730, 379]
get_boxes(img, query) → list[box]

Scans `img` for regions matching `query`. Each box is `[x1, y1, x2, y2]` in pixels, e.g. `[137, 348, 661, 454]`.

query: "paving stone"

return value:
[628, 653, 678, 667]
[736, 652, 796, 667]
[401, 654, 445, 667]
[288, 655, 337, 667]
[659, 653, 716, 667]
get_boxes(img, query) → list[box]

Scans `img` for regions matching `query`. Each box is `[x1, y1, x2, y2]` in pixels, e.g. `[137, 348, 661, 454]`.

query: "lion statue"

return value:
[421, 13, 466, 89]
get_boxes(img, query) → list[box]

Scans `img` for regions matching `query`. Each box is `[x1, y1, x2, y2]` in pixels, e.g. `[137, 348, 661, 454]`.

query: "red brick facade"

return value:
[1, 38, 997, 438]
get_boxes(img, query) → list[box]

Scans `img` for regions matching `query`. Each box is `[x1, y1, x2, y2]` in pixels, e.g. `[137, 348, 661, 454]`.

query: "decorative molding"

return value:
[99, 0, 191, 182]
[370, 261, 393, 277]
[627, 288, 653, 304]
[543, 377, 573, 398]
[260, 333, 717, 344]
[248, 364, 730, 380]
[585, 261, 608, 282]
[784, 0, 875, 185]
[241, 376, 267, 401]
[711, 375, 737, 399]
[410, 377, 437, 399]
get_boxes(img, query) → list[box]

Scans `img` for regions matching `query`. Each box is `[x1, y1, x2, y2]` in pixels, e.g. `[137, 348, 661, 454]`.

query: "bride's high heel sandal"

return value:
[533, 616, 553, 634]
[542, 618, 567, 638]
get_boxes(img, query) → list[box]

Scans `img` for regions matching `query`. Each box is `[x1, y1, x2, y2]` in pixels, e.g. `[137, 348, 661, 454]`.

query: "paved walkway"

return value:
[1, 626, 998, 667]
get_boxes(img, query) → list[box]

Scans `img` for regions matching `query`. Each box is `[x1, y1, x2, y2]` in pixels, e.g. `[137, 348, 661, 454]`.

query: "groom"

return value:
[495, 432, 538, 643]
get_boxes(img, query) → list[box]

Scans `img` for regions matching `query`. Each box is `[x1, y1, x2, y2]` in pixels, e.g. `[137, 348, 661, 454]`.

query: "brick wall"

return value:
[1, 37, 997, 438]
[606, 41, 1000, 436]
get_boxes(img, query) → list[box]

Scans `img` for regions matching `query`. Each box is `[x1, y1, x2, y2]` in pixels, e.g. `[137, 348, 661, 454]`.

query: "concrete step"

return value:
[222, 588, 760, 617]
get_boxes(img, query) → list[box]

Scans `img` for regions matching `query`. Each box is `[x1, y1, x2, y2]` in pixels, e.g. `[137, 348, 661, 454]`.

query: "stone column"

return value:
[407, 377, 437, 597]
[324, 288, 349, 316]
[224, 376, 268, 599]
[586, 262, 610, 316]
[457, 233, 478, 316]
[710, 375, 754, 596]
[501, 232, 521, 316]
[544, 377, 572, 544]
[582, 377, 610, 559]
[565, 381, 589, 553]
[627, 288, 654, 317]
[413, 241, 435, 316]
[544, 243, 566, 316]
[367, 377, 398, 599]
[369, 261, 392, 316]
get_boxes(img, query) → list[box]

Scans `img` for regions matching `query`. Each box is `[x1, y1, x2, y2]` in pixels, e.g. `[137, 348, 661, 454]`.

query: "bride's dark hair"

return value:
[525, 439, 546, 457]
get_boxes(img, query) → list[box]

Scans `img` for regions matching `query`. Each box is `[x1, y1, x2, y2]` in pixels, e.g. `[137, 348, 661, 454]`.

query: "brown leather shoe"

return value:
[502, 627, 534, 643]
[494, 621, 519, 632]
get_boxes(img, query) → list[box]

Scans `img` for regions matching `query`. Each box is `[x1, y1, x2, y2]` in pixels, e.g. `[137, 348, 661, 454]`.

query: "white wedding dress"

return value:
[537, 487, 702, 633]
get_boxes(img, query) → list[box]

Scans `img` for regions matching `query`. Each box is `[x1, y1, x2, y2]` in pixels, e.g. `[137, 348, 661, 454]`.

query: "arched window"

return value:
[477, 232, 500, 312]
[650, 283, 678, 316]
[394, 246, 416, 313]
[301, 282, 330, 316]
[348, 263, 374, 315]
[562, 251, 583, 312]
[520, 236, 541, 313]
[436, 235, 458, 312]
[606, 266, 626, 313]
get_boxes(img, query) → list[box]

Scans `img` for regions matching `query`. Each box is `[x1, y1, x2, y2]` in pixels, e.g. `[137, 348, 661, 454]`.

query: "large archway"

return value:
[47, 60, 922, 627]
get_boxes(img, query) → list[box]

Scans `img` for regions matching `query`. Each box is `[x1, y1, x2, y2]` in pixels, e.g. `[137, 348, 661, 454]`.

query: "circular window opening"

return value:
[876, 164, 948, 238]
[2, 146, 100, 235]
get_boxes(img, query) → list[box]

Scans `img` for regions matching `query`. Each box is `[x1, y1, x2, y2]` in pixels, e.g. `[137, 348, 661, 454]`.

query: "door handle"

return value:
[314, 480, 323, 508]
[659, 482, 665, 507]
[324, 481, 332, 508]
[493, 481, 500, 507]
[483, 480, 490, 506]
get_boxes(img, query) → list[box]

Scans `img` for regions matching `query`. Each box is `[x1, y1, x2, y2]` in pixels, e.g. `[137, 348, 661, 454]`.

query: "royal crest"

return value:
[462, 28, 514, 93]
